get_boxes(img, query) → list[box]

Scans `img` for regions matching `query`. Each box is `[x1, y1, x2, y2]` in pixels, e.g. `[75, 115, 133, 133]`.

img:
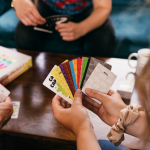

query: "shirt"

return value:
[43, 0, 92, 15]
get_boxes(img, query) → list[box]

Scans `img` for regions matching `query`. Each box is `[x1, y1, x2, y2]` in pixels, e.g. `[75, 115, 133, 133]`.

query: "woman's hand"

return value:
[0, 97, 13, 128]
[52, 89, 92, 136]
[14, 0, 46, 26]
[55, 22, 85, 41]
[83, 89, 127, 126]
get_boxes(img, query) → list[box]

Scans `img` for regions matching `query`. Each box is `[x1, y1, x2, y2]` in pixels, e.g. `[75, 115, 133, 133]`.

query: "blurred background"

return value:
[0, 0, 150, 58]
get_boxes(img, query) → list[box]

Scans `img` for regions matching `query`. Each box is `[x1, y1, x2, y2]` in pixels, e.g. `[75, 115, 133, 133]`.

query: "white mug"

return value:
[128, 48, 150, 75]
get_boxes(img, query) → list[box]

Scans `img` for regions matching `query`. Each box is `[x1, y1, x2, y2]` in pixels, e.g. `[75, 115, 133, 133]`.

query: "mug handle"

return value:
[128, 53, 138, 68]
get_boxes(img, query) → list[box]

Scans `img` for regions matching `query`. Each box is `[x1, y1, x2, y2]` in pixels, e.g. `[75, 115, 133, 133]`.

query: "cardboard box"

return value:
[0, 46, 32, 86]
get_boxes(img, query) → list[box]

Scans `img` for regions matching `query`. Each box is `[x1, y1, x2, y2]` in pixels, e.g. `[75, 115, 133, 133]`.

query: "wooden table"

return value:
[0, 50, 136, 150]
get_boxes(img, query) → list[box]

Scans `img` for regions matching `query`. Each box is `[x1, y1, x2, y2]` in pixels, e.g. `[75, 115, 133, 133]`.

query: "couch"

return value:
[0, 0, 150, 58]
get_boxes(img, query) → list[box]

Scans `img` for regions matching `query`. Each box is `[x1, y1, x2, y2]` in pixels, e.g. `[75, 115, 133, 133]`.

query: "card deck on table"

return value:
[34, 15, 72, 33]
[0, 84, 10, 102]
[43, 66, 73, 104]
[62, 61, 75, 95]
[11, 101, 20, 119]
[81, 57, 112, 89]
[50, 65, 74, 100]
[82, 63, 117, 104]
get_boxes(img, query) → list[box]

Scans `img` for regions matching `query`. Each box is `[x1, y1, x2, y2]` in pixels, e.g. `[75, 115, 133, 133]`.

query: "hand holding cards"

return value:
[43, 57, 117, 104]
[34, 15, 72, 33]
[0, 84, 10, 102]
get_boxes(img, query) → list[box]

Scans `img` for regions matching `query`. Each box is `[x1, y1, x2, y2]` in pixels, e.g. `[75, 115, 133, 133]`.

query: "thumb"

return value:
[85, 88, 110, 103]
[73, 89, 82, 105]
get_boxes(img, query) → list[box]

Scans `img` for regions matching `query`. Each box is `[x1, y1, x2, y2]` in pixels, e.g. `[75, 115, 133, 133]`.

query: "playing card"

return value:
[43, 65, 73, 104]
[77, 58, 82, 88]
[50, 65, 74, 100]
[69, 61, 77, 91]
[11, 101, 20, 119]
[72, 59, 77, 84]
[81, 57, 112, 89]
[0, 84, 10, 102]
[80, 57, 89, 88]
[82, 63, 117, 104]
[62, 61, 75, 95]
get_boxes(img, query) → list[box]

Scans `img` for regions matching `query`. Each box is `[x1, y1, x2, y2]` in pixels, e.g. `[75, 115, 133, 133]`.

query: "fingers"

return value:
[52, 95, 64, 111]
[55, 23, 68, 30]
[85, 88, 110, 103]
[31, 8, 46, 23]
[107, 90, 115, 96]
[73, 89, 82, 105]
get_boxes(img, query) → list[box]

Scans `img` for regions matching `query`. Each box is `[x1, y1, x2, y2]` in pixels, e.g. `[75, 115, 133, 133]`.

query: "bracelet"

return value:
[107, 103, 144, 146]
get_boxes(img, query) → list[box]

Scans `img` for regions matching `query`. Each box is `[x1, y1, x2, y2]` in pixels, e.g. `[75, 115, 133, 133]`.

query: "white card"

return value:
[43, 65, 73, 104]
[0, 84, 10, 102]
[11, 101, 20, 119]
[82, 63, 117, 104]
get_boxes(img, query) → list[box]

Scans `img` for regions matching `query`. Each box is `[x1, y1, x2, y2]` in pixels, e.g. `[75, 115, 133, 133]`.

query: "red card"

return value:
[77, 58, 82, 88]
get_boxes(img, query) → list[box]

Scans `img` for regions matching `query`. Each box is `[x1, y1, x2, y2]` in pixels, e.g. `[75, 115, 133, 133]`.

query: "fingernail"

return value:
[86, 88, 91, 94]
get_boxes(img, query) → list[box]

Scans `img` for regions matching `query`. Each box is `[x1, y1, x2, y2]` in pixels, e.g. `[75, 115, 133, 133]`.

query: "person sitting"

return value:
[52, 57, 150, 150]
[0, 97, 13, 128]
[14, 0, 115, 57]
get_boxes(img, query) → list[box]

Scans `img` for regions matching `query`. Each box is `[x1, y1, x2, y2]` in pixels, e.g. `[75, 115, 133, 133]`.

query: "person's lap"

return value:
[15, 1, 115, 56]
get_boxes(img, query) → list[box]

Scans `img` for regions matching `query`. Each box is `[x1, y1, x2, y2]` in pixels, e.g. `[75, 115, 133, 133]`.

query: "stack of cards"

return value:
[43, 57, 117, 104]
[0, 84, 10, 103]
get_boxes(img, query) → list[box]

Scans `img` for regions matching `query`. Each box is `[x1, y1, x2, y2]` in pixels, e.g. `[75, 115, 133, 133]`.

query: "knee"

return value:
[15, 22, 39, 50]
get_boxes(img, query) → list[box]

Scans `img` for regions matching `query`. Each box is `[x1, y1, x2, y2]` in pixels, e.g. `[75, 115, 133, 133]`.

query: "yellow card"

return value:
[73, 59, 77, 83]
[51, 65, 74, 100]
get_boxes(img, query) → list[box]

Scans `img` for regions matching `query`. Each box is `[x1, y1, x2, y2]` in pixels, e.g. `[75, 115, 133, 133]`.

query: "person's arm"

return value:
[83, 89, 150, 141]
[56, 0, 111, 41]
[77, 126, 101, 150]
[79, 0, 111, 36]
[52, 89, 101, 150]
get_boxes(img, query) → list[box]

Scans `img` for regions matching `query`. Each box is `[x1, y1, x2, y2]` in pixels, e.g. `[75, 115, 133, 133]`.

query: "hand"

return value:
[55, 22, 84, 41]
[83, 89, 127, 126]
[14, 0, 46, 26]
[52, 89, 92, 136]
[0, 97, 13, 128]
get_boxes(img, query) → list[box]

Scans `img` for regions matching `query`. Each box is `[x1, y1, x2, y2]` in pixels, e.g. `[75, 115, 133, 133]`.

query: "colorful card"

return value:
[72, 59, 77, 84]
[62, 61, 75, 95]
[43, 65, 73, 104]
[81, 57, 112, 89]
[82, 63, 117, 104]
[50, 65, 74, 100]
[11, 101, 20, 119]
[69, 61, 77, 91]
[77, 58, 82, 88]
[0, 84, 10, 102]
[80, 57, 89, 88]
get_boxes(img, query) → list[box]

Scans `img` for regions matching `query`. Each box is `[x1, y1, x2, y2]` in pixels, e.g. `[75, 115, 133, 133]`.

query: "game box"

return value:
[0, 46, 32, 86]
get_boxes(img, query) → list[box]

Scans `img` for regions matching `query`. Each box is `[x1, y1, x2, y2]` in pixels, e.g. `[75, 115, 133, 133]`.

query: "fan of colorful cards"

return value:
[43, 57, 117, 104]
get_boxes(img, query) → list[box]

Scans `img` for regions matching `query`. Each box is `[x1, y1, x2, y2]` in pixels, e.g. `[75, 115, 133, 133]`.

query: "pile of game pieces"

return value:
[43, 57, 117, 104]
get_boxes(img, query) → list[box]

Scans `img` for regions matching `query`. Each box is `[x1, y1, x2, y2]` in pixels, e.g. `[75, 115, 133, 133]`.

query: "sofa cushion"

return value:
[0, 0, 11, 15]
[0, 8, 19, 48]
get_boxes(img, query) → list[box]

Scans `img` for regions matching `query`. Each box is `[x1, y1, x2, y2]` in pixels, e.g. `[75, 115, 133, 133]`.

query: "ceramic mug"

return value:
[128, 48, 150, 75]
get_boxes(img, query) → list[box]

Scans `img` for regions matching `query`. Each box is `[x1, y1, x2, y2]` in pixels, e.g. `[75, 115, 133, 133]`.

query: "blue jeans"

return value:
[98, 140, 130, 150]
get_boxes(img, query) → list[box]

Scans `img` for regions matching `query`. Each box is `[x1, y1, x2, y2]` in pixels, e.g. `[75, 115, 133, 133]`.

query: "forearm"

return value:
[125, 111, 150, 141]
[76, 125, 101, 150]
[79, 7, 111, 36]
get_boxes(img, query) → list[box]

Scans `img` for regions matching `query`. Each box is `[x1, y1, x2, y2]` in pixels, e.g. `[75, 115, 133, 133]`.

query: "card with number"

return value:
[11, 101, 20, 119]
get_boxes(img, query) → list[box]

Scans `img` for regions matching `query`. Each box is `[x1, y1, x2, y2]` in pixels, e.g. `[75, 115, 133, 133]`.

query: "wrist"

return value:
[78, 22, 88, 37]
[75, 122, 94, 137]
